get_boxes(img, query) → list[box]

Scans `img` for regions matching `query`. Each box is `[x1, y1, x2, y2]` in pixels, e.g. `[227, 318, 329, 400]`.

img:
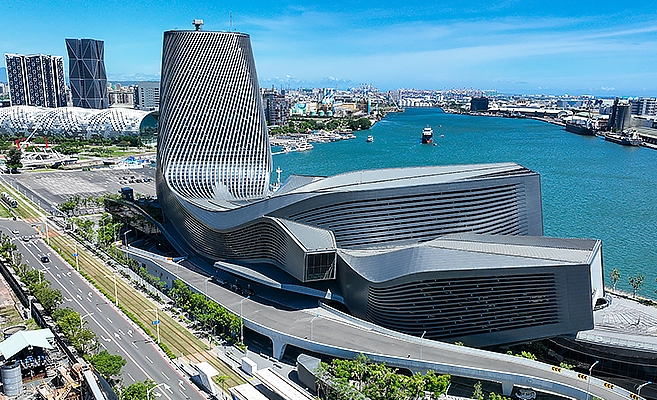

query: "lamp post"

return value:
[38, 267, 49, 284]
[637, 381, 653, 397]
[147, 382, 167, 399]
[587, 360, 599, 400]
[147, 308, 160, 344]
[204, 277, 212, 296]
[80, 312, 94, 330]
[310, 314, 320, 341]
[123, 229, 132, 247]
[43, 216, 50, 245]
[105, 272, 119, 306]
[67, 243, 79, 271]
[420, 330, 426, 360]
[240, 296, 250, 344]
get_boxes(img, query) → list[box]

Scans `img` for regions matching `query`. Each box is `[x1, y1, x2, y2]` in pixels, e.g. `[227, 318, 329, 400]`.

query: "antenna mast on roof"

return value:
[230, 12, 233, 31]
[193, 19, 204, 31]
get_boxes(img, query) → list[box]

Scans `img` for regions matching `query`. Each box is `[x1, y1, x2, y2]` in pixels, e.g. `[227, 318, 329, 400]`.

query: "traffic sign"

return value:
[152, 320, 160, 325]
[72, 253, 78, 257]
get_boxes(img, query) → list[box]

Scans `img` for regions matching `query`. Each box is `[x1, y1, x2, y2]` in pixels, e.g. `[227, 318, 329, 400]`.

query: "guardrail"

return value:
[577, 332, 657, 353]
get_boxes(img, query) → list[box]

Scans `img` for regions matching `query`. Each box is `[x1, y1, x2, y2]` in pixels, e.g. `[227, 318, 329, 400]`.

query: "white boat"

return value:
[366, 135, 374, 143]
[294, 141, 314, 151]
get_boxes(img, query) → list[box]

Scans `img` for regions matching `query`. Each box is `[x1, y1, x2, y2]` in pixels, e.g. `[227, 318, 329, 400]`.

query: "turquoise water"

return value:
[272, 108, 657, 295]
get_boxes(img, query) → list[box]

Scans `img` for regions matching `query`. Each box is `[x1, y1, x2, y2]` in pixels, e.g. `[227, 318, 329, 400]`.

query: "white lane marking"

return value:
[145, 355, 153, 364]
[106, 317, 112, 324]
[127, 373, 135, 382]
[179, 389, 186, 397]
[96, 306, 103, 313]
[114, 332, 121, 341]
[76, 294, 82, 301]
[69, 279, 74, 285]
[118, 329, 124, 335]
[127, 329, 133, 337]
[178, 380, 185, 390]
[88, 292, 93, 297]
[162, 371, 169, 381]
[57, 273, 61, 278]
[87, 297, 92, 302]
[77, 287, 82, 293]
[132, 342, 138, 349]
[166, 385, 173, 394]
[101, 335, 111, 342]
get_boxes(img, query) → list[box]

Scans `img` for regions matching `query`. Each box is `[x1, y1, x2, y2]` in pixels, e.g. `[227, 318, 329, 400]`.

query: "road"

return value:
[148, 255, 633, 400]
[0, 220, 206, 400]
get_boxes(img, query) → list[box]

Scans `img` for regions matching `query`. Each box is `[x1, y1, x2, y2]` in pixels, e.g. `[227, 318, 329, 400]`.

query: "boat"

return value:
[366, 135, 374, 143]
[421, 126, 433, 144]
[294, 140, 314, 151]
[604, 132, 641, 147]
[565, 121, 595, 136]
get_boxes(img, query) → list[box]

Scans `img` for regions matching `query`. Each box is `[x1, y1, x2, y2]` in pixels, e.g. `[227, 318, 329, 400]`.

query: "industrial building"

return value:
[155, 27, 604, 347]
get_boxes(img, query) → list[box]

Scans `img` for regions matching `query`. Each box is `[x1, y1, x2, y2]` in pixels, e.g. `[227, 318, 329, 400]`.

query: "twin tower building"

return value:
[157, 27, 604, 347]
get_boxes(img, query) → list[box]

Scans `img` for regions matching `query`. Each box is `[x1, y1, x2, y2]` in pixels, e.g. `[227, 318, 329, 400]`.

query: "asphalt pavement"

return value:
[0, 220, 206, 400]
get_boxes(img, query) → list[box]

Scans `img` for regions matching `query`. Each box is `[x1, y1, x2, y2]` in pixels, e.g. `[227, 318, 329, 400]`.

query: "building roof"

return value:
[339, 233, 601, 283]
[276, 162, 533, 195]
[275, 218, 336, 252]
[0, 328, 54, 360]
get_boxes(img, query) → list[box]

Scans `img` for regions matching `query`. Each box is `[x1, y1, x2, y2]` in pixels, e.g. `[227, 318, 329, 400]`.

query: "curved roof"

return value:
[0, 105, 151, 137]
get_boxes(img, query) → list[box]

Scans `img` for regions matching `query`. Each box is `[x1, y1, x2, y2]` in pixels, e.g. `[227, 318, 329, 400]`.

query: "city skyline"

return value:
[1, 0, 656, 96]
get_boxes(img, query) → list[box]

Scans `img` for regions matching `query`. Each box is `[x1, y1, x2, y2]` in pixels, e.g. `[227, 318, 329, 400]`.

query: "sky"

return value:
[1, 0, 656, 96]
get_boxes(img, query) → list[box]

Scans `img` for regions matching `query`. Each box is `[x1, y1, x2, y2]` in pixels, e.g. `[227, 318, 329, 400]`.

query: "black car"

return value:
[40, 256, 50, 263]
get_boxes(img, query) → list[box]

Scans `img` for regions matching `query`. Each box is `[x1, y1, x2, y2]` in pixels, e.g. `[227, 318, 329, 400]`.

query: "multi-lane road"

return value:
[0, 220, 206, 400]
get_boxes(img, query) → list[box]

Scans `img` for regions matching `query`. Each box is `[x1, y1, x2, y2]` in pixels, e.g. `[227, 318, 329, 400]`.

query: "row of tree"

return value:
[0, 232, 153, 399]
[167, 279, 241, 341]
[269, 117, 372, 135]
[316, 354, 450, 400]
[609, 267, 657, 298]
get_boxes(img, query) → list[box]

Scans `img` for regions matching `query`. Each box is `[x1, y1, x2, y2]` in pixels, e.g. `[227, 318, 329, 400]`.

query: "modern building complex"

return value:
[65, 38, 108, 109]
[156, 27, 605, 348]
[262, 88, 290, 126]
[4, 54, 67, 108]
[134, 81, 160, 111]
[0, 105, 153, 138]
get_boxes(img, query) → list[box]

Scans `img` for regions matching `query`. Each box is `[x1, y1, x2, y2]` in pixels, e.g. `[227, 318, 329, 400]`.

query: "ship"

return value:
[366, 135, 374, 143]
[565, 121, 595, 136]
[421, 125, 434, 144]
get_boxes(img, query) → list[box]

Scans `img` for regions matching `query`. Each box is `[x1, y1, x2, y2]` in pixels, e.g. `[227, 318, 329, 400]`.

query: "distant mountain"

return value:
[107, 72, 160, 83]
[260, 75, 355, 90]
[0, 68, 6, 83]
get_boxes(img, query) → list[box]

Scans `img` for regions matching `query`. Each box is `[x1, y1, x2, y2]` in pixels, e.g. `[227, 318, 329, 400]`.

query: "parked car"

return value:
[11, 229, 19, 234]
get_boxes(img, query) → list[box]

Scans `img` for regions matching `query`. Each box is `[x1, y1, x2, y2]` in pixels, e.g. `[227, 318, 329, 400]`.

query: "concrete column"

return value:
[502, 381, 514, 396]
[272, 339, 287, 360]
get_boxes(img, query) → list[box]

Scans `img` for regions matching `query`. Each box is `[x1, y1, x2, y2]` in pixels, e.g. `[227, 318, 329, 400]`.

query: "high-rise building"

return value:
[4, 54, 67, 108]
[134, 81, 160, 111]
[158, 29, 271, 201]
[262, 88, 290, 126]
[65, 38, 108, 109]
[630, 97, 657, 116]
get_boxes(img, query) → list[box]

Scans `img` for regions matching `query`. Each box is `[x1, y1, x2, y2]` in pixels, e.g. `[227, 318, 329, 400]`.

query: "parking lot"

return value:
[2, 167, 156, 208]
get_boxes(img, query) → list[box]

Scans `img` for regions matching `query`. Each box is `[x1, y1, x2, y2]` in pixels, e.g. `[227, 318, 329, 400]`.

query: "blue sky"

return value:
[1, 0, 656, 96]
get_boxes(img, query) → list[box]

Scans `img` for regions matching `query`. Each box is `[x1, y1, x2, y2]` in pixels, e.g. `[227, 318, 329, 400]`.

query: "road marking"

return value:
[118, 329, 124, 335]
[87, 297, 92, 302]
[145, 356, 153, 364]
[179, 389, 187, 398]
[76, 295, 82, 301]
[107, 317, 112, 324]
[166, 385, 173, 394]
[162, 372, 170, 381]
[127, 329, 133, 337]
[77, 287, 82, 293]
[96, 306, 103, 313]
[57, 273, 61, 278]
[127, 373, 135, 382]
[69, 280, 74, 285]
[132, 342, 138, 349]
[178, 380, 185, 389]
[88, 292, 93, 297]
[101, 335, 111, 342]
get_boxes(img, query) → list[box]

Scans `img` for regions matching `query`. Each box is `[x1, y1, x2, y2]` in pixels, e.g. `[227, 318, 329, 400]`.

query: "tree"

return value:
[629, 274, 645, 297]
[473, 381, 484, 400]
[214, 375, 228, 394]
[120, 380, 156, 400]
[610, 268, 621, 291]
[89, 350, 126, 380]
[5, 147, 22, 172]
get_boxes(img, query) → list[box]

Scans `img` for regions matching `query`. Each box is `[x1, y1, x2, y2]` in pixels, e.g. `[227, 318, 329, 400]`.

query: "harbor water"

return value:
[272, 107, 657, 296]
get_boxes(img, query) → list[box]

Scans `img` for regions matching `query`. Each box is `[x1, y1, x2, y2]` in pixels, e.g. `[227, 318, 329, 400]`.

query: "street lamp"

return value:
[66, 243, 79, 271]
[123, 229, 133, 247]
[637, 381, 653, 397]
[310, 314, 320, 341]
[80, 312, 94, 330]
[42, 216, 50, 245]
[587, 360, 599, 400]
[420, 331, 427, 360]
[240, 296, 250, 345]
[146, 382, 167, 399]
[105, 272, 119, 306]
[38, 267, 50, 284]
[204, 277, 212, 296]
[146, 308, 160, 344]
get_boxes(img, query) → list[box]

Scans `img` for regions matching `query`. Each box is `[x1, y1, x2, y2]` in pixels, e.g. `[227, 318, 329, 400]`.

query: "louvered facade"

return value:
[155, 27, 602, 347]
[157, 30, 271, 201]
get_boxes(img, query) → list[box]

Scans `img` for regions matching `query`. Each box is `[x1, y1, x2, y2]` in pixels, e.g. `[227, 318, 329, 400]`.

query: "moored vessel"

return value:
[421, 125, 434, 144]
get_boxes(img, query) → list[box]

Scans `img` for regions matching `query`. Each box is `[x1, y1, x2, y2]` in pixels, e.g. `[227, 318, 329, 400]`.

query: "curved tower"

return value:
[157, 30, 271, 202]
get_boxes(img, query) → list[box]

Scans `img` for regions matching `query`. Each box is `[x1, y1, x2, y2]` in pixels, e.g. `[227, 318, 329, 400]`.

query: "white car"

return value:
[11, 230, 19, 235]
